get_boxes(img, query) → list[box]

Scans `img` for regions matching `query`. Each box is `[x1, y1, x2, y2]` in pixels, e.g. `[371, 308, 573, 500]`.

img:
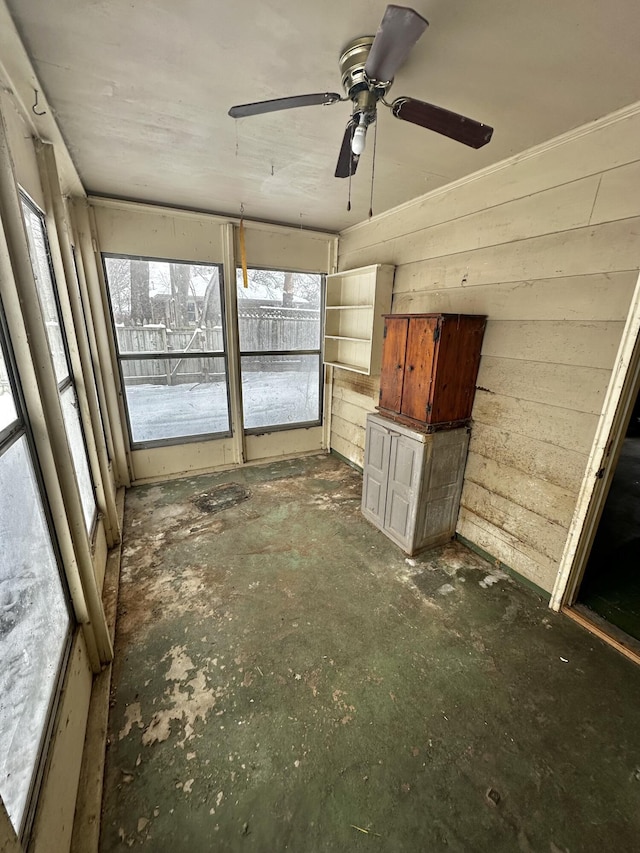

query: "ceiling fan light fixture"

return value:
[351, 114, 368, 155]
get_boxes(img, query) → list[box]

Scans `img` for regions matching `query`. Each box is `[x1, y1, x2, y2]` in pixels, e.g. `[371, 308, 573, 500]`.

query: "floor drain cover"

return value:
[193, 483, 251, 514]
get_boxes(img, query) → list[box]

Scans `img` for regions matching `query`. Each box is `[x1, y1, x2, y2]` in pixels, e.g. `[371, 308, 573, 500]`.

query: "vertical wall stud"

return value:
[223, 222, 246, 465]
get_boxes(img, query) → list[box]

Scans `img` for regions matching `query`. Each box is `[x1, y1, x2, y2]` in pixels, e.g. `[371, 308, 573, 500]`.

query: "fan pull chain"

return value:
[347, 120, 354, 212]
[369, 119, 378, 219]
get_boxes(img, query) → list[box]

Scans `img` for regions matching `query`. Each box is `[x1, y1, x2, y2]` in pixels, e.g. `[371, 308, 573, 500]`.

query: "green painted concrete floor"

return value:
[100, 454, 640, 852]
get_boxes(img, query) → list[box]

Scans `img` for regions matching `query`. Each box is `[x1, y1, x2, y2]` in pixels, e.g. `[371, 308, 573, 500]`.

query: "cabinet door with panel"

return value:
[401, 316, 438, 422]
[384, 432, 424, 551]
[378, 316, 408, 412]
[362, 418, 391, 528]
[429, 315, 486, 425]
[415, 428, 470, 551]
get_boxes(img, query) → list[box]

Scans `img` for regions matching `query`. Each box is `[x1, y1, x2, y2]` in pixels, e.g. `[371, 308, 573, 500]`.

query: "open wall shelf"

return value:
[323, 264, 394, 375]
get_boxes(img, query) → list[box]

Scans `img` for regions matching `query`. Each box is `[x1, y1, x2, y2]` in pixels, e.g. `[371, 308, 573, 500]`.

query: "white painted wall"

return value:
[335, 103, 640, 594]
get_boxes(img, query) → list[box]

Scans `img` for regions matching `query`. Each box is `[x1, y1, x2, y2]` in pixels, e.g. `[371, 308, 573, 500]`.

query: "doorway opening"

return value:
[575, 388, 640, 646]
[552, 272, 640, 661]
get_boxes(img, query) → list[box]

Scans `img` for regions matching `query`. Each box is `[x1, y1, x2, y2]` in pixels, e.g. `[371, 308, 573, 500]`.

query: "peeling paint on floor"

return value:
[100, 454, 640, 852]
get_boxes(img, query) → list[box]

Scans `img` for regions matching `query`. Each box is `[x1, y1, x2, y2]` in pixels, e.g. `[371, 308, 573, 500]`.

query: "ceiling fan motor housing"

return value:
[339, 35, 390, 123]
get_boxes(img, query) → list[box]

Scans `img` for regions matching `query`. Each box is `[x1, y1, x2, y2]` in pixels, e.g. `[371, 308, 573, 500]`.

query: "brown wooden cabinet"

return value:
[377, 313, 486, 430]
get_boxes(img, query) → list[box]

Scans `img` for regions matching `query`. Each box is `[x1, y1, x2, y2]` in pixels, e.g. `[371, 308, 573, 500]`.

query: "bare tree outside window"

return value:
[130, 259, 151, 325]
[105, 257, 132, 322]
[237, 269, 321, 309]
[169, 262, 190, 327]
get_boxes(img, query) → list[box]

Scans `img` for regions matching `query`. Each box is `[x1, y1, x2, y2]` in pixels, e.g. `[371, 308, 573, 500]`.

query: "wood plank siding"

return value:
[333, 106, 640, 593]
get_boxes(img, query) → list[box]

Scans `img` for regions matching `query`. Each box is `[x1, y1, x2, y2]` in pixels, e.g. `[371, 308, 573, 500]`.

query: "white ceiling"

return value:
[6, 0, 640, 233]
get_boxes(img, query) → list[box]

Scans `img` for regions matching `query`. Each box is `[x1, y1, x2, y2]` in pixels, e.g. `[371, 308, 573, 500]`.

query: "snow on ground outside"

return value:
[0, 391, 17, 429]
[126, 368, 319, 443]
[0, 437, 70, 831]
[60, 387, 96, 530]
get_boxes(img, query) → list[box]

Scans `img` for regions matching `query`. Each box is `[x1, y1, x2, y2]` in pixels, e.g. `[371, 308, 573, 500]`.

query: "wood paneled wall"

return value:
[334, 105, 640, 593]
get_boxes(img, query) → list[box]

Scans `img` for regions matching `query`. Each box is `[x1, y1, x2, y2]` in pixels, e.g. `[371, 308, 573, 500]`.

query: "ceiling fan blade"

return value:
[335, 120, 359, 178]
[364, 5, 429, 82]
[392, 97, 494, 148]
[229, 92, 342, 118]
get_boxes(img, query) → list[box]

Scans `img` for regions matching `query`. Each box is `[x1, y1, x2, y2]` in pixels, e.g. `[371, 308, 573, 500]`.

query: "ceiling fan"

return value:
[228, 4, 494, 180]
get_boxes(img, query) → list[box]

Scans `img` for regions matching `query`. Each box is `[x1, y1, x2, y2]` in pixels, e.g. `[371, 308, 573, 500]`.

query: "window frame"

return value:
[236, 266, 325, 435]
[20, 191, 98, 535]
[0, 293, 73, 844]
[102, 253, 233, 449]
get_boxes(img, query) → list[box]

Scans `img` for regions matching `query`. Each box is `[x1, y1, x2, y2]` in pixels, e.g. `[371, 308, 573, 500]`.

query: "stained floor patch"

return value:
[192, 482, 251, 514]
[412, 567, 453, 597]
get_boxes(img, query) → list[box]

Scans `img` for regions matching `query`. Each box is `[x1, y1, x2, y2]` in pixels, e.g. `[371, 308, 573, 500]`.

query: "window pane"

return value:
[237, 269, 322, 351]
[0, 436, 70, 832]
[241, 354, 320, 430]
[104, 258, 224, 352]
[122, 357, 230, 443]
[103, 257, 230, 448]
[60, 386, 96, 531]
[20, 202, 69, 385]
[0, 344, 17, 432]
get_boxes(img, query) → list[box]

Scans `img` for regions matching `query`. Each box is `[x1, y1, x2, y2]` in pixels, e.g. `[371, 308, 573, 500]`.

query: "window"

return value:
[0, 305, 72, 839]
[71, 246, 111, 462]
[103, 257, 230, 446]
[237, 268, 323, 431]
[20, 195, 96, 532]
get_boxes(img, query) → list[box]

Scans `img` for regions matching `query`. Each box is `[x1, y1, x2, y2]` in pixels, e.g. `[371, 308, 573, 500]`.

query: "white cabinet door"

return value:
[384, 433, 424, 551]
[361, 418, 391, 529]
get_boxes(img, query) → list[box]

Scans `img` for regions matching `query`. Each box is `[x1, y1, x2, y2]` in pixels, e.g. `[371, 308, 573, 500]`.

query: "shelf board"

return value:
[324, 334, 370, 342]
[323, 359, 369, 374]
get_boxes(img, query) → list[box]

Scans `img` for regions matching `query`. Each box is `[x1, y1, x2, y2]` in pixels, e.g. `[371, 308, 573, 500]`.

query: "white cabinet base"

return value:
[361, 413, 470, 555]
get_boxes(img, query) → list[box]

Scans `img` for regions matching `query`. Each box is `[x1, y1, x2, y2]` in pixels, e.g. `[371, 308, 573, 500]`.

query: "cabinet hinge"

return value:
[383, 324, 388, 338]
[433, 324, 441, 343]
[595, 467, 606, 479]
[426, 402, 432, 416]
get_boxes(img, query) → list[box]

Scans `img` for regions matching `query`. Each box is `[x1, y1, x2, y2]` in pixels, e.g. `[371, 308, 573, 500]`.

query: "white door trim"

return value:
[551, 270, 640, 610]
